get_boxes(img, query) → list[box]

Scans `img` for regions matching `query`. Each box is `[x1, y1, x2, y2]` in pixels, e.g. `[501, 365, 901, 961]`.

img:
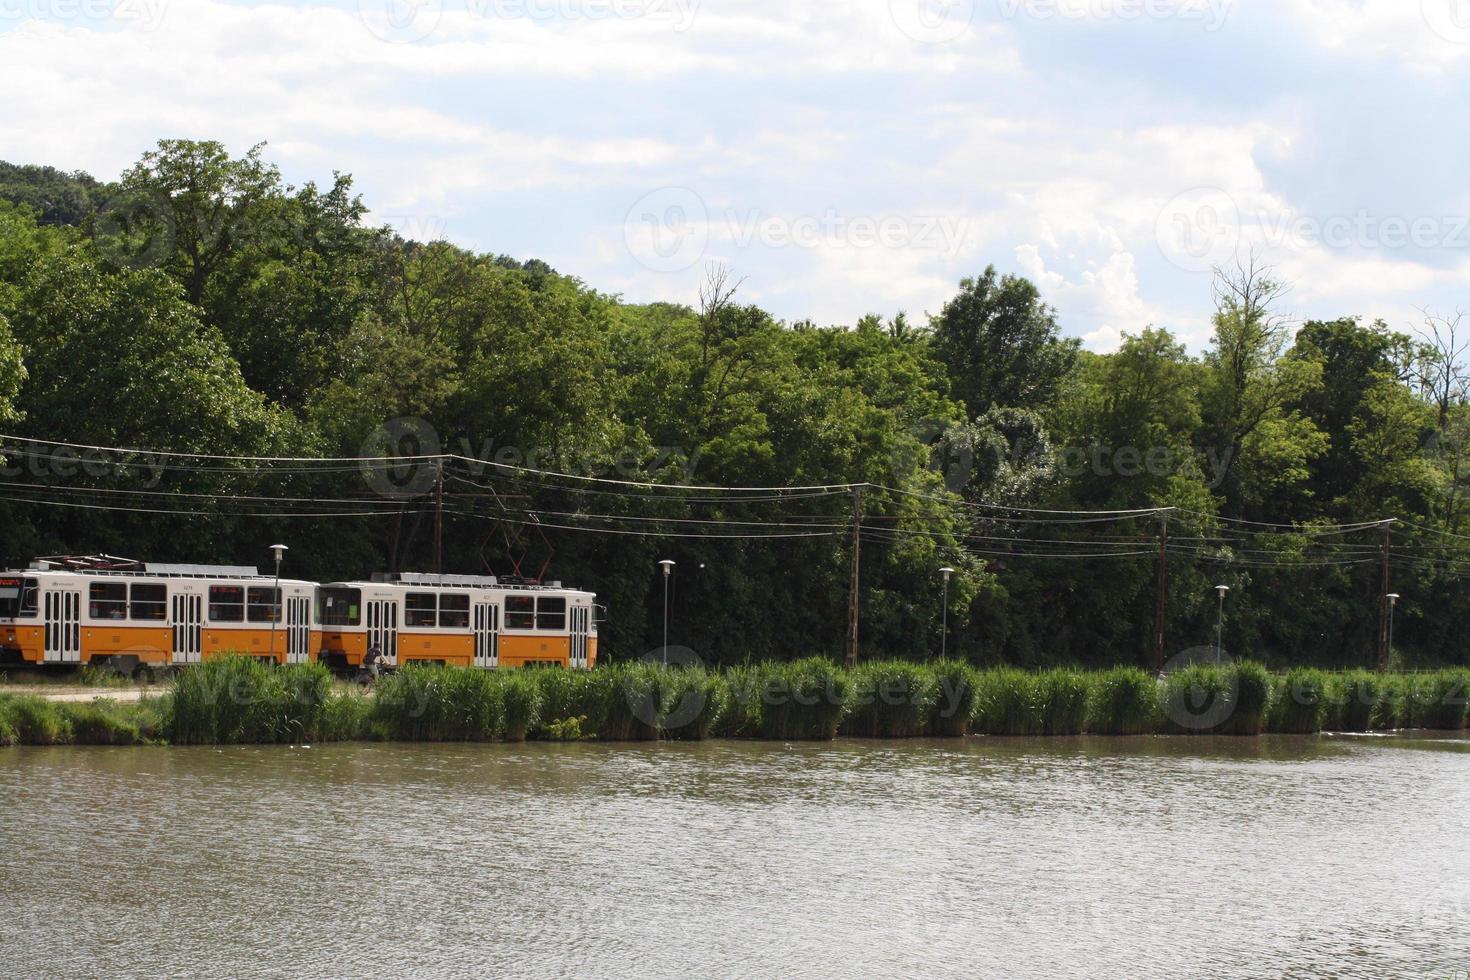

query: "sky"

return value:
[1, 0, 1469, 351]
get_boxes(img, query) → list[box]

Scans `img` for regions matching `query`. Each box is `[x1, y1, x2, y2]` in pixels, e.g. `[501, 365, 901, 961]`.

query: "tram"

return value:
[317, 572, 597, 670]
[0, 556, 318, 671]
[0, 557, 600, 673]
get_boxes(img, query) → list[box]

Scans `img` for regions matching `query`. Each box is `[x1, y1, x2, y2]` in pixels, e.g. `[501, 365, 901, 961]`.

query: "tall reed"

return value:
[927, 661, 980, 737]
[1084, 667, 1160, 735]
[1270, 667, 1329, 734]
[844, 661, 939, 738]
[168, 656, 333, 744]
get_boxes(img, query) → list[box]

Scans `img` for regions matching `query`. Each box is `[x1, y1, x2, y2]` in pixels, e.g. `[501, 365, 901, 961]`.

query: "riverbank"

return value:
[2, 656, 1467, 747]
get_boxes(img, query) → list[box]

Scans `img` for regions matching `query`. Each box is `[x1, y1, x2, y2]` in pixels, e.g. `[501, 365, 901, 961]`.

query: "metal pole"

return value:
[846, 485, 863, 669]
[433, 460, 444, 575]
[941, 575, 950, 659]
[658, 559, 674, 666]
[269, 555, 282, 660]
[1153, 510, 1169, 673]
[1377, 522, 1393, 672]
[1215, 589, 1224, 665]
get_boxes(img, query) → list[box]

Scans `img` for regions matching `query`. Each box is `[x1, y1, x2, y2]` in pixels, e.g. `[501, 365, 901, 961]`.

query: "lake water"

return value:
[2, 736, 1468, 978]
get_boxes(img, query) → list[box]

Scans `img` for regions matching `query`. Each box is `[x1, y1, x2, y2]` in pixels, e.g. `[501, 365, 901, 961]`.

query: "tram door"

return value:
[285, 595, 311, 664]
[570, 605, 590, 670]
[473, 602, 499, 668]
[366, 599, 398, 666]
[171, 593, 202, 664]
[43, 587, 82, 663]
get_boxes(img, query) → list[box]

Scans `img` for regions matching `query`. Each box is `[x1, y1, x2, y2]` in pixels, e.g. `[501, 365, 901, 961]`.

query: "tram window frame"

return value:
[319, 588, 362, 627]
[209, 585, 246, 623]
[536, 596, 567, 631]
[130, 583, 167, 621]
[18, 578, 37, 619]
[405, 592, 438, 628]
[0, 577, 23, 619]
[247, 586, 282, 623]
[439, 593, 470, 629]
[89, 582, 128, 620]
[505, 595, 535, 629]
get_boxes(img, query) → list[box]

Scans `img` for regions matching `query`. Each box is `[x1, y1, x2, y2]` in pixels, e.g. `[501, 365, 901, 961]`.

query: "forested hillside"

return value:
[0, 139, 1465, 668]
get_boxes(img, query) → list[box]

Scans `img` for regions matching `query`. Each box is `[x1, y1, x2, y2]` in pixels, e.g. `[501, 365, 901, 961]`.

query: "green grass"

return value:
[1085, 667, 1160, 735]
[168, 655, 333, 744]
[844, 661, 939, 738]
[1270, 668, 1329, 734]
[927, 661, 980, 737]
[10, 660, 1470, 746]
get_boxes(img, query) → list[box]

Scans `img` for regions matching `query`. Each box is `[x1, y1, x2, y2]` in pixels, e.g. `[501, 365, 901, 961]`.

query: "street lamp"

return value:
[657, 559, 675, 666]
[1214, 585, 1230, 664]
[939, 567, 956, 659]
[268, 544, 288, 661]
[1386, 593, 1400, 666]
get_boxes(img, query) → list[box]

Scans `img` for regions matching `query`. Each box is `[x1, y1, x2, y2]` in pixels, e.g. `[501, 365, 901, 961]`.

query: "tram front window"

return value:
[0, 576, 27, 619]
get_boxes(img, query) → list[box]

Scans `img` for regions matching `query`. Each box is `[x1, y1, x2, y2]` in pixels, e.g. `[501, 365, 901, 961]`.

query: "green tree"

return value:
[929, 266, 1079, 417]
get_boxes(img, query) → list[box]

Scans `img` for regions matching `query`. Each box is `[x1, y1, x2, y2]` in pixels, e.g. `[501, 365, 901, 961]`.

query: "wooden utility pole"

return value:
[433, 459, 445, 575]
[1153, 509, 1169, 674]
[1377, 519, 1393, 672]
[846, 485, 863, 668]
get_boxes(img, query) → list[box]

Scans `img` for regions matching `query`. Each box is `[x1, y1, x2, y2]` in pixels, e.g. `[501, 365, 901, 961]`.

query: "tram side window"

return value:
[18, 578, 37, 619]
[130, 583, 167, 621]
[439, 593, 470, 629]
[90, 582, 128, 620]
[247, 587, 281, 623]
[505, 595, 535, 629]
[536, 596, 567, 631]
[406, 592, 438, 628]
[209, 585, 245, 623]
[319, 588, 361, 626]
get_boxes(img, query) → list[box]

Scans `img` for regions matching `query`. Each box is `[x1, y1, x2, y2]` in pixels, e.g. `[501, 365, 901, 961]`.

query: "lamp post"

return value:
[1214, 584, 1230, 664]
[939, 567, 955, 659]
[1386, 593, 1400, 666]
[657, 559, 675, 665]
[268, 544, 288, 660]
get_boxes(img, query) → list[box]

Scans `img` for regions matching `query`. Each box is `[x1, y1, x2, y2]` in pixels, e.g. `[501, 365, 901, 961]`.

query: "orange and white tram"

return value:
[317, 572, 598, 671]
[0, 558, 319, 671]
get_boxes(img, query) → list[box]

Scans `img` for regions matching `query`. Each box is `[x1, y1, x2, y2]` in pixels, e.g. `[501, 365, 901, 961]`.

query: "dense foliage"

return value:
[0, 140, 1467, 668]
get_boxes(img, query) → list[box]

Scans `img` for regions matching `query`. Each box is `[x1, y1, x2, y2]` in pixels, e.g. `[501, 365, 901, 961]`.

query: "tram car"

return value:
[0, 556, 319, 671]
[316, 572, 597, 671]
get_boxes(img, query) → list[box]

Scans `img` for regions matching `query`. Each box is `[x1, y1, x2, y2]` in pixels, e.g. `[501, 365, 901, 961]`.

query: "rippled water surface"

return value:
[3, 735, 1469, 978]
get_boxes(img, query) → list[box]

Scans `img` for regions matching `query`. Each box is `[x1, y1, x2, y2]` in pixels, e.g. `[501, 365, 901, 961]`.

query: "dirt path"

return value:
[0, 686, 164, 703]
